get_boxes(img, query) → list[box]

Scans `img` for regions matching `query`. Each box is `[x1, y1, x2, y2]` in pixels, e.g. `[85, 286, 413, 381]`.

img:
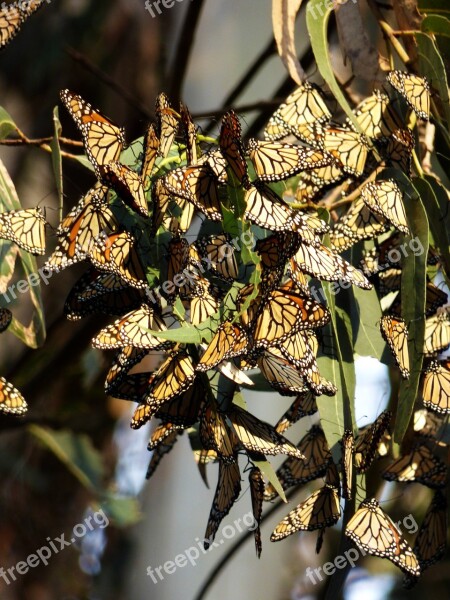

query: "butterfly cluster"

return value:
[40, 67, 448, 580]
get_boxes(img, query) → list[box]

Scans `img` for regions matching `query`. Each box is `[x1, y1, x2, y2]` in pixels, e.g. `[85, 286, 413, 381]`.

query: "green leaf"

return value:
[222, 204, 240, 239]
[145, 283, 243, 345]
[352, 285, 385, 360]
[422, 14, 450, 36]
[418, 0, 450, 15]
[0, 160, 45, 347]
[29, 426, 103, 492]
[0, 106, 18, 140]
[0, 241, 17, 296]
[100, 495, 142, 526]
[254, 458, 287, 503]
[415, 31, 450, 127]
[306, 1, 362, 131]
[50, 106, 64, 221]
[395, 180, 429, 442]
[416, 175, 450, 276]
[317, 281, 356, 461]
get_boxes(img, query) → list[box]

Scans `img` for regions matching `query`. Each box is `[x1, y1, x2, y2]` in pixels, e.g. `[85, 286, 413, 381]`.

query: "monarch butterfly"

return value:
[264, 82, 331, 143]
[200, 404, 239, 463]
[378, 268, 402, 295]
[380, 315, 410, 379]
[197, 321, 248, 372]
[296, 163, 345, 203]
[204, 459, 241, 548]
[219, 110, 249, 187]
[189, 284, 220, 327]
[140, 123, 159, 186]
[105, 346, 149, 400]
[248, 467, 264, 557]
[264, 425, 332, 501]
[155, 379, 205, 427]
[102, 161, 149, 218]
[329, 197, 388, 252]
[387, 70, 430, 121]
[146, 430, 180, 479]
[64, 272, 145, 321]
[385, 128, 415, 175]
[345, 498, 420, 577]
[180, 102, 198, 165]
[413, 490, 447, 571]
[247, 289, 331, 348]
[155, 92, 180, 158]
[247, 139, 332, 183]
[361, 179, 410, 235]
[244, 182, 319, 236]
[274, 391, 318, 434]
[293, 242, 372, 290]
[340, 430, 354, 501]
[274, 333, 336, 396]
[197, 148, 228, 184]
[162, 164, 222, 221]
[391, 281, 448, 318]
[0, 207, 46, 255]
[322, 126, 369, 176]
[422, 360, 450, 415]
[270, 484, 340, 541]
[423, 311, 450, 356]
[348, 90, 403, 140]
[274, 330, 318, 370]
[383, 443, 447, 489]
[286, 263, 311, 297]
[0, 307, 12, 332]
[151, 178, 171, 235]
[92, 304, 172, 351]
[64, 273, 144, 321]
[227, 404, 306, 460]
[257, 347, 309, 395]
[354, 410, 392, 473]
[107, 371, 151, 403]
[0, 377, 27, 415]
[45, 187, 117, 273]
[196, 234, 238, 282]
[360, 231, 404, 276]
[60, 90, 125, 179]
[147, 422, 183, 450]
[255, 233, 301, 290]
[89, 231, 148, 289]
[413, 408, 445, 443]
[0, 0, 46, 50]
[166, 235, 208, 301]
[145, 350, 197, 410]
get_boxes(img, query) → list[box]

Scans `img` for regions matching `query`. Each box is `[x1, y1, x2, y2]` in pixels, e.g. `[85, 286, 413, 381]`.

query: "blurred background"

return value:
[0, 1, 448, 599]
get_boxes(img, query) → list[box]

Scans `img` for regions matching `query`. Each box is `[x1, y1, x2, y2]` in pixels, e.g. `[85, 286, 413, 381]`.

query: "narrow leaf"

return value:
[272, 0, 306, 84]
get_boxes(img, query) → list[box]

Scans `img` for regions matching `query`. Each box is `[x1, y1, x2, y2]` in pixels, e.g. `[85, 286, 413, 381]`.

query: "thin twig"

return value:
[192, 99, 283, 121]
[366, 0, 410, 65]
[193, 486, 301, 600]
[202, 38, 277, 134]
[65, 46, 153, 120]
[0, 136, 83, 148]
[168, 0, 206, 102]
